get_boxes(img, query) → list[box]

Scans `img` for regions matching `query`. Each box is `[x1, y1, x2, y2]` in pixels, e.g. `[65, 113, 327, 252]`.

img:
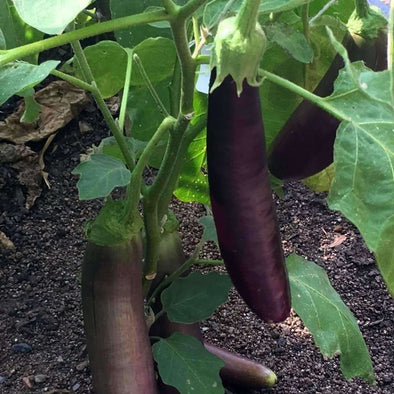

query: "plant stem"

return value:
[194, 259, 224, 265]
[192, 16, 200, 50]
[133, 53, 170, 117]
[169, 57, 181, 116]
[0, 9, 169, 67]
[71, 41, 95, 83]
[179, 0, 208, 18]
[235, 0, 262, 37]
[50, 69, 95, 92]
[259, 68, 352, 122]
[119, 49, 134, 132]
[302, 4, 310, 43]
[354, 0, 370, 18]
[125, 117, 176, 224]
[309, 0, 337, 25]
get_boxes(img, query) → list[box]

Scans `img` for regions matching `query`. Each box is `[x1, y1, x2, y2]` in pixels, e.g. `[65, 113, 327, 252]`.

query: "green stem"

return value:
[302, 4, 310, 43]
[235, 0, 262, 37]
[194, 259, 224, 265]
[50, 69, 95, 92]
[125, 117, 176, 222]
[157, 114, 207, 219]
[71, 41, 95, 83]
[162, 0, 179, 15]
[119, 49, 134, 132]
[192, 16, 200, 49]
[309, 0, 337, 25]
[0, 10, 169, 67]
[354, 0, 370, 18]
[133, 53, 170, 117]
[169, 56, 181, 116]
[259, 68, 352, 122]
[179, 0, 208, 18]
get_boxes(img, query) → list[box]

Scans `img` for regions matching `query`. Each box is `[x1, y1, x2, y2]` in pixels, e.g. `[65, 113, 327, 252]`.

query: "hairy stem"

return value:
[118, 49, 134, 132]
[0, 10, 169, 66]
[235, 0, 262, 37]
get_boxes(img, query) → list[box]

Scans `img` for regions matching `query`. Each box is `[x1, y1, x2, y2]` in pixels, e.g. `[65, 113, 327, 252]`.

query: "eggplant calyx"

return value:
[85, 199, 143, 246]
[210, 14, 266, 96]
[347, 6, 387, 39]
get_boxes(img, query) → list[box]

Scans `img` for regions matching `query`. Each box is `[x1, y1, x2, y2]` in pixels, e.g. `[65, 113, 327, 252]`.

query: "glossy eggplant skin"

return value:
[268, 31, 388, 181]
[82, 235, 158, 394]
[207, 70, 291, 323]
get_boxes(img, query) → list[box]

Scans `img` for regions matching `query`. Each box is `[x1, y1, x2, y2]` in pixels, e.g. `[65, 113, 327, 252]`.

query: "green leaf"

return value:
[309, 0, 355, 23]
[99, 136, 147, 164]
[12, 0, 92, 35]
[0, 60, 59, 105]
[264, 22, 314, 63]
[302, 163, 334, 192]
[326, 65, 394, 251]
[83, 41, 127, 98]
[71, 154, 131, 200]
[374, 216, 394, 297]
[152, 333, 225, 394]
[161, 271, 232, 324]
[173, 129, 210, 205]
[131, 37, 176, 86]
[259, 0, 311, 14]
[199, 215, 218, 245]
[19, 88, 40, 123]
[110, 0, 171, 47]
[286, 254, 375, 384]
[0, 0, 43, 61]
[126, 81, 170, 168]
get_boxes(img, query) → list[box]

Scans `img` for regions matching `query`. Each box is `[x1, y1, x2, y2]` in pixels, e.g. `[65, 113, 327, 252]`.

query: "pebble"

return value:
[72, 382, 81, 391]
[12, 343, 32, 354]
[22, 376, 33, 389]
[76, 360, 89, 371]
[34, 374, 49, 383]
[0, 376, 5, 383]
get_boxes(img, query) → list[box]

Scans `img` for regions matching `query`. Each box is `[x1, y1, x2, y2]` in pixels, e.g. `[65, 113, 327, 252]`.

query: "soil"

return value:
[1, 100, 393, 394]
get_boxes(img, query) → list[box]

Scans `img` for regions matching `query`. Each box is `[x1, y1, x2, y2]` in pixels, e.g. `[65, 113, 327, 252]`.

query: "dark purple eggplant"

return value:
[82, 235, 158, 394]
[207, 69, 291, 323]
[268, 30, 388, 181]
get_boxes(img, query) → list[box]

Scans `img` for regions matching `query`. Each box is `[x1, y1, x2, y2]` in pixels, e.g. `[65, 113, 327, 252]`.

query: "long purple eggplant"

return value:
[207, 69, 291, 323]
[268, 30, 387, 181]
[82, 235, 158, 394]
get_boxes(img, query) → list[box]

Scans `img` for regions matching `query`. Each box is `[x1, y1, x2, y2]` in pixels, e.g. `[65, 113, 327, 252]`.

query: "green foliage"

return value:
[0, 60, 59, 105]
[99, 136, 146, 164]
[152, 333, 225, 394]
[83, 41, 127, 98]
[110, 0, 171, 47]
[286, 254, 375, 384]
[302, 164, 334, 192]
[264, 22, 314, 63]
[11, 0, 92, 35]
[0, 0, 43, 62]
[326, 64, 394, 252]
[72, 154, 131, 200]
[19, 88, 40, 122]
[161, 271, 232, 323]
[131, 37, 177, 86]
[375, 217, 394, 297]
[199, 215, 219, 245]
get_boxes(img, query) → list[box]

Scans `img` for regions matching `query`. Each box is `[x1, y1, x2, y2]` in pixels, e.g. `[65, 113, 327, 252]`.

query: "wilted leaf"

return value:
[0, 81, 89, 144]
[161, 271, 232, 324]
[0, 230, 15, 250]
[302, 163, 334, 192]
[0, 142, 42, 208]
[287, 254, 374, 383]
[152, 333, 225, 394]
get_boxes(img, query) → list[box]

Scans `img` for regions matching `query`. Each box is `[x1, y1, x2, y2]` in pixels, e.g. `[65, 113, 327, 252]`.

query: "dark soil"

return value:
[1, 104, 393, 394]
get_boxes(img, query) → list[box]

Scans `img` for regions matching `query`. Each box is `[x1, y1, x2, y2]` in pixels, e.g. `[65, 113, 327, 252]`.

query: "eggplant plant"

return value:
[0, 0, 393, 393]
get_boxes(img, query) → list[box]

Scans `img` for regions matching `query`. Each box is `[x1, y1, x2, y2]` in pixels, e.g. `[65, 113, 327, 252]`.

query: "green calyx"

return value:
[347, 6, 387, 39]
[85, 199, 143, 246]
[210, 15, 266, 96]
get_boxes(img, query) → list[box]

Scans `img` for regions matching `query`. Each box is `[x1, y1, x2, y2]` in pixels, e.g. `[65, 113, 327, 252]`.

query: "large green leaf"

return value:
[264, 22, 314, 64]
[286, 254, 374, 384]
[110, 0, 171, 47]
[131, 37, 176, 86]
[152, 333, 225, 394]
[173, 129, 210, 205]
[374, 216, 394, 297]
[71, 154, 131, 200]
[161, 271, 232, 324]
[83, 41, 127, 98]
[0, 60, 59, 105]
[11, 0, 92, 35]
[326, 65, 394, 251]
[0, 0, 43, 61]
